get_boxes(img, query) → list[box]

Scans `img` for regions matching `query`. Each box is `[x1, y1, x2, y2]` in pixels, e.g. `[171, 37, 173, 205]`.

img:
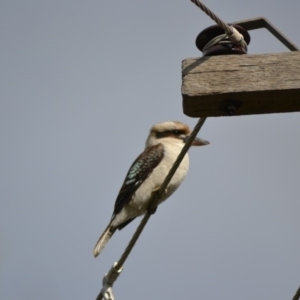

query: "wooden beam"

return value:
[182, 51, 300, 117]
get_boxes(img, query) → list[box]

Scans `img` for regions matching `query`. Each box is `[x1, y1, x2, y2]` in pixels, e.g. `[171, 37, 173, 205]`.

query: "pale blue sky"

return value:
[1, 1, 300, 299]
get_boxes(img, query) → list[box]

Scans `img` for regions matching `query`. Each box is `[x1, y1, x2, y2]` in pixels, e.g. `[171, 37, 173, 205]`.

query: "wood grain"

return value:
[182, 52, 300, 117]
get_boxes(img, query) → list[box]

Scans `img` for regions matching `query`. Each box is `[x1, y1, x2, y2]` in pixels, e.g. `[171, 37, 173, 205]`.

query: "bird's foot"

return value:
[152, 186, 168, 196]
[148, 186, 168, 215]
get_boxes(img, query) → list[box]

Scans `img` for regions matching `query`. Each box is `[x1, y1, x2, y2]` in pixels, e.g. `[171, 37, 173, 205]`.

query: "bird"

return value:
[93, 121, 209, 257]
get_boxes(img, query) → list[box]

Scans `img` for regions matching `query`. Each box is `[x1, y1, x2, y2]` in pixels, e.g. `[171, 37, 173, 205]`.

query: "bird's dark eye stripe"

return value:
[156, 130, 184, 138]
[172, 130, 181, 135]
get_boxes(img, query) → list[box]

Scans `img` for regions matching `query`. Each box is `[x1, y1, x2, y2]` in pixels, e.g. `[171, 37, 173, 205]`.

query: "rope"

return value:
[95, 117, 207, 300]
[191, 0, 233, 35]
[96, 3, 236, 299]
[116, 117, 207, 268]
[191, 0, 248, 49]
[202, 34, 248, 53]
[293, 285, 300, 300]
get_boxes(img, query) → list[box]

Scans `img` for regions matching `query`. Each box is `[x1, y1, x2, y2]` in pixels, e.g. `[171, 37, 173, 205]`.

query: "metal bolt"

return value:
[225, 104, 237, 116]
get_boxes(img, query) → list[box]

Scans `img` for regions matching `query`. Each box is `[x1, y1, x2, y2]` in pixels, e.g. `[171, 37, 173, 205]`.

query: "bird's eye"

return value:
[173, 130, 180, 135]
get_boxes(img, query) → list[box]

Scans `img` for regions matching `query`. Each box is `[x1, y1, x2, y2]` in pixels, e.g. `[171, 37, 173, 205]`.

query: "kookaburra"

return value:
[93, 121, 209, 257]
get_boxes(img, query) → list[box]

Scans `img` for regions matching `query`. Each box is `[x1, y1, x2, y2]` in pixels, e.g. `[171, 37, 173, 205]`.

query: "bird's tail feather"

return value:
[93, 222, 116, 258]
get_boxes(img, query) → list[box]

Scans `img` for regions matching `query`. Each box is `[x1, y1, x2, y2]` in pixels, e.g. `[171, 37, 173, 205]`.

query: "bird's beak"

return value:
[184, 136, 210, 146]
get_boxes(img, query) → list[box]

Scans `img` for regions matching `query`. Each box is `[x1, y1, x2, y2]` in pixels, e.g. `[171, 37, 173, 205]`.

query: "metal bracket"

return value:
[96, 263, 123, 300]
[232, 17, 299, 51]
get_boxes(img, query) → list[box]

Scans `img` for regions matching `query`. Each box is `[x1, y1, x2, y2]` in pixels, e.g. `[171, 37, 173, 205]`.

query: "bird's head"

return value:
[146, 121, 209, 148]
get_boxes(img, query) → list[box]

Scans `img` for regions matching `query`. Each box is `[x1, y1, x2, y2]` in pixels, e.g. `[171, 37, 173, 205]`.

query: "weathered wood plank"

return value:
[182, 51, 300, 117]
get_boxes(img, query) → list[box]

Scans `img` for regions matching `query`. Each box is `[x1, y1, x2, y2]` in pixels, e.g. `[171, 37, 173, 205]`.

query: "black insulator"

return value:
[196, 24, 251, 57]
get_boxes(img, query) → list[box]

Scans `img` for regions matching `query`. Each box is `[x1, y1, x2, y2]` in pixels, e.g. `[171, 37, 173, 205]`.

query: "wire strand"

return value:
[293, 285, 300, 300]
[116, 117, 207, 269]
[202, 33, 248, 53]
[191, 0, 233, 35]
[95, 117, 207, 300]
[191, 0, 248, 50]
[96, 3, 244, 300]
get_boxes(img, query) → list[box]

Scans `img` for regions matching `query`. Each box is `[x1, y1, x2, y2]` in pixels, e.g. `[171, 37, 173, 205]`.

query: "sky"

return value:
[1, 0, 300, 299]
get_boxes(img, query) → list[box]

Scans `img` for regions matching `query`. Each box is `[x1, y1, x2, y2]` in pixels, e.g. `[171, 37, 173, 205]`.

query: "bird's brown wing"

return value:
[112, 143, 164, 218]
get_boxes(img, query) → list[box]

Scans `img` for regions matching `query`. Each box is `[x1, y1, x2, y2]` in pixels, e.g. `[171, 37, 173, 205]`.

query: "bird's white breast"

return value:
[112, 142, 189, 227]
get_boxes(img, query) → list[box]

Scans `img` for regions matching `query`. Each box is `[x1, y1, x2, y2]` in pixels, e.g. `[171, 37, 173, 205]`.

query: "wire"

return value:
[293, 285, 300, 300]
[191, 0, 233, 35]
[191, 0, 248, 50]
[95, 117, 207, 300]
[117, 117, 206, 268]
[96, 2, 239, 299]
[202, 33, 248, 53]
